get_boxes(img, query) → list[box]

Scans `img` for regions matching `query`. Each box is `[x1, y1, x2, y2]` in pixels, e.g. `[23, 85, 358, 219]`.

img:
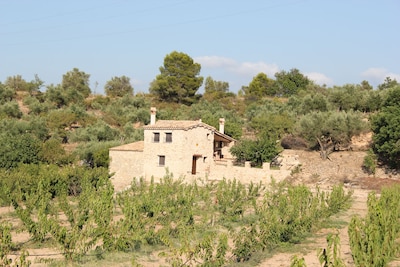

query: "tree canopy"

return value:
[371, 86, 400, 167]
[61, 68, 91, 98]
[245, 72, 276, 97]
[149, 51, 203, 105]
[274, 68, 310, 96]
[295, 111, 367, 159]
[104, 76, 133, 97]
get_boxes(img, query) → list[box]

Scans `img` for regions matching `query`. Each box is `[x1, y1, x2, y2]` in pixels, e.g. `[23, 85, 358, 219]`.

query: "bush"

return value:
[0, 133, 42, 169]
[362, 149, 377, 175]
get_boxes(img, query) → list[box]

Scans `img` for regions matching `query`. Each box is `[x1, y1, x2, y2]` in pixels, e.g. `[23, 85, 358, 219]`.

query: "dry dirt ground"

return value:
[2, 149, 400, 266]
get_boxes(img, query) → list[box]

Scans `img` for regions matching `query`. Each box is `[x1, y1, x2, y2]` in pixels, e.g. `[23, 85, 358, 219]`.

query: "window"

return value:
[165, 132, 172, 143]
[153, 132, 160, 142]
[158, 155, 165, 166]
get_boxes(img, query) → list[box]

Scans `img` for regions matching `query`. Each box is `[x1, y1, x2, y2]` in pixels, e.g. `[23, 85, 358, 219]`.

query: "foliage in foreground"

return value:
[0, 167, 353, 266]
[348, 185, 400, 266]
[0, 223, 31, 267]
[292, 185, 400, 267]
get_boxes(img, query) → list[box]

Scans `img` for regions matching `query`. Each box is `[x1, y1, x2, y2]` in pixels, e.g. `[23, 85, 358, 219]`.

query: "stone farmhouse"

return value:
[109, 108, 300, 191]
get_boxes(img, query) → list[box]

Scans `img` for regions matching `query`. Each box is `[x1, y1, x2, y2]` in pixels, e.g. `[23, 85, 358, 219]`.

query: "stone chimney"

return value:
[219, 118, 225, 134]
[150, 107, 157, 125]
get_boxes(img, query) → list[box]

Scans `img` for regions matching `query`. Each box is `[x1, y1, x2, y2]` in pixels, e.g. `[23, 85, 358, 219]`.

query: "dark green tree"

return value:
[0, 133, 42, 169]
[61, 68, 91, 98]
[371, 86, 400, 168]
[150, 51, 203, 105]
[377, 76, 399, 90]
[245, 72, 276, 97]
[274, 68, 310, 96]
[104, 76, 133, 97]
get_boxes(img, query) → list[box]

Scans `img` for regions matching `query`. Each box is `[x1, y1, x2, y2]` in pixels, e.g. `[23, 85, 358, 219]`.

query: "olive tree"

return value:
[61, 68, 91, 98]
[295, 111, 367, 160]
[104, 76, 133, 97]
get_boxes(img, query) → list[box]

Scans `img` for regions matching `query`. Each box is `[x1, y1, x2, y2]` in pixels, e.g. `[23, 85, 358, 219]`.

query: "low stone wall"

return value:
[206, 154, 300, 185]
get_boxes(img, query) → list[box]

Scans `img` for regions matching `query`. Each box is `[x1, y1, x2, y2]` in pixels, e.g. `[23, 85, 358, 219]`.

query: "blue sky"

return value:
[1, 0, 399, 94]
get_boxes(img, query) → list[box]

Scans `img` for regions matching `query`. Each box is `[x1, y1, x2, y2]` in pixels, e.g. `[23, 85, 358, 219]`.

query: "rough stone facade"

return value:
[109, 141, 144, 191]
[109, 108, 300, 191]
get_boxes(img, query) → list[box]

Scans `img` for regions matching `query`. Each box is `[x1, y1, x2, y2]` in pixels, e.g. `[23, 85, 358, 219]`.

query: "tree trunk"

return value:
[317, 137, 333, 161]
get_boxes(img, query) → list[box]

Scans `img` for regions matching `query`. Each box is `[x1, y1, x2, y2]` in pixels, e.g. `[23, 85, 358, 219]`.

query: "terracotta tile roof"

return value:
[143, 120, 214, 131]
[109, 141, 144, 151]
[143, 120, 236, 142]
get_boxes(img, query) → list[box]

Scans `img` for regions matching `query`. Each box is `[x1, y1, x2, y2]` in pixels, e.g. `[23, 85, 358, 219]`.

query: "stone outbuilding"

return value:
[109, 107, 235, 190]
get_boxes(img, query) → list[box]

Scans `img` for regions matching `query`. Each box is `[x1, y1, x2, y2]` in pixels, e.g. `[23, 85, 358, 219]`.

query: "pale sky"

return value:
[1, 0, 399, 94]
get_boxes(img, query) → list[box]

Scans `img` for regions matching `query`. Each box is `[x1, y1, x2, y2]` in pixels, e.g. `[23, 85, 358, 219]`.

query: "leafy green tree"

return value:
[69, 120, 119, 142]
[0, 101, 23, 118]
[150, 51, 203, 104]
[45, 84, 85, 107]
[0, 117, 49, 141]
[371, 86, 400, 168]
[360, 80, 373, 91]
[75, 141, 118, 168]
[250, 112, 295, 140]
[181, 100, 243, 139]
[349, 186, 400, 267]
[245, 72, 276, 97]
[274, 68, 310, 96]
[62, 68, 91, 98]
[230, 135, 280, 166]
[5, 75, 28, 91]
[295, 111, 367, 159]
[377, 76, 399, 90]
[104, 76, 133, 97]
[328, 84, 368, 111]
[23, 95, 53, 115]
[0, 82, 16, 103]
[0, 133, 42, 169]
[40, 138, 71, 165]
[5, 74, 44, 96]
[203, 76, 229, 101]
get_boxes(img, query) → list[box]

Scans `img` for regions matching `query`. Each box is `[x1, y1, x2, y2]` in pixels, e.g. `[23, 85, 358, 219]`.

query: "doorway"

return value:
[191, 155, 201, 175]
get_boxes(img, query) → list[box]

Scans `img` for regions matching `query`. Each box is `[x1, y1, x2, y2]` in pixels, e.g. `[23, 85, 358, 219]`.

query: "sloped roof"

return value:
[143, 120, 212, 131]
[109, 141, 144, 151]
[143, 120, 235, 142]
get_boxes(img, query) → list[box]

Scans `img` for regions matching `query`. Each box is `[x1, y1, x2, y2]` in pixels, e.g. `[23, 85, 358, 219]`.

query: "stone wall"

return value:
[109, 150, 144, 191]
[206, 153, 300, 184]
[143, 126, 215, 181]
